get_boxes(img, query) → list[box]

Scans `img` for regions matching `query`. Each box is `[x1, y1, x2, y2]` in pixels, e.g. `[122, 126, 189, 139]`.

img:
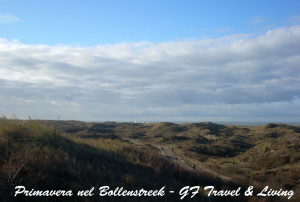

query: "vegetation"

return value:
[1, 119, 299, 201]
[0, 120, 240, 202]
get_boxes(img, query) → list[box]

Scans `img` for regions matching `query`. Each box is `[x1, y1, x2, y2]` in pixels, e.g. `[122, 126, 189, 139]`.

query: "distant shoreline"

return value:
[172, 121, 300, 126]
[1, 118, 300, 126]
[216, 122, 300, 126]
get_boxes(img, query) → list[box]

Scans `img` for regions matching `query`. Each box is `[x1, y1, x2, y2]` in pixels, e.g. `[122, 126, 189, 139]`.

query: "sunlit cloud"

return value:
[0, 14, 21, 24]
[1, 26, 300, 121]
[287, 15, 300, 25]
[249, 15, 266, 25]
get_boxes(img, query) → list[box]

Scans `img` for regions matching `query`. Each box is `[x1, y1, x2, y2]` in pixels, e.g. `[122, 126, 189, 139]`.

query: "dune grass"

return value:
[2, 119, 298, 201]
[0, 120, 245, 202]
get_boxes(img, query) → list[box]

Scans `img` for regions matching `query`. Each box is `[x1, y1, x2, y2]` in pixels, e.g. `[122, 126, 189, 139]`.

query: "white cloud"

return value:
[0, 26, 300, 121]
[287, 15, 300, 25]
[249, 15, 266, 25]
[0, 14, 21, 24]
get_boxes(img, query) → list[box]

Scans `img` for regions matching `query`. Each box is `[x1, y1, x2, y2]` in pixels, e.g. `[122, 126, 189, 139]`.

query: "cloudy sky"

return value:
[1, 1, 300, 122]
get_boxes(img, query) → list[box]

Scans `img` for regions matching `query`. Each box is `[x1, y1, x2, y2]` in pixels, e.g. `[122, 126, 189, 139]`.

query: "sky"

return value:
[1, 0, 300, 122]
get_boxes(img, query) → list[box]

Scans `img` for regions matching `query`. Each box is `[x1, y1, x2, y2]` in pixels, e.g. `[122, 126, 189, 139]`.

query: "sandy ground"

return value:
[123, 138, 234, 183]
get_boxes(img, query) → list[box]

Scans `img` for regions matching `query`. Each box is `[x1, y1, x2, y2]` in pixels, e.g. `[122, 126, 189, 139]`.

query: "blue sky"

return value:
[1, 0, 300, 122]
[1, 0, 300, 45]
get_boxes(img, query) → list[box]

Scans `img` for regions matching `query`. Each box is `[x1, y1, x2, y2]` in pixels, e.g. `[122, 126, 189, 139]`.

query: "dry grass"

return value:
[4, 119, 297, 201]
[1, 120, 235, 201]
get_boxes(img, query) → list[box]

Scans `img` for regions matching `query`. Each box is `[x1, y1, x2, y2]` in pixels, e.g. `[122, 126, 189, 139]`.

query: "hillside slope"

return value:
[1, 120, 247, 202]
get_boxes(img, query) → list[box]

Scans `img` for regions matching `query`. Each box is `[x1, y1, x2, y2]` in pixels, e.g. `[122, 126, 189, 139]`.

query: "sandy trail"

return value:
[123, 138, 234, 183]
[158, 146, 191, 170]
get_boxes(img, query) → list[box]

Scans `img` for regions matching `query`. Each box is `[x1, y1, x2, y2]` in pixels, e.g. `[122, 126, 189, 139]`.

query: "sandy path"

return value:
[123, 138, 234, 183]
[158, 146, 191, 170]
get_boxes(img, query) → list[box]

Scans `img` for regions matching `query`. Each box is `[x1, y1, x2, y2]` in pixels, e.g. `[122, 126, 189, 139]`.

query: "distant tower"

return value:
[58, 115, 59, 120]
